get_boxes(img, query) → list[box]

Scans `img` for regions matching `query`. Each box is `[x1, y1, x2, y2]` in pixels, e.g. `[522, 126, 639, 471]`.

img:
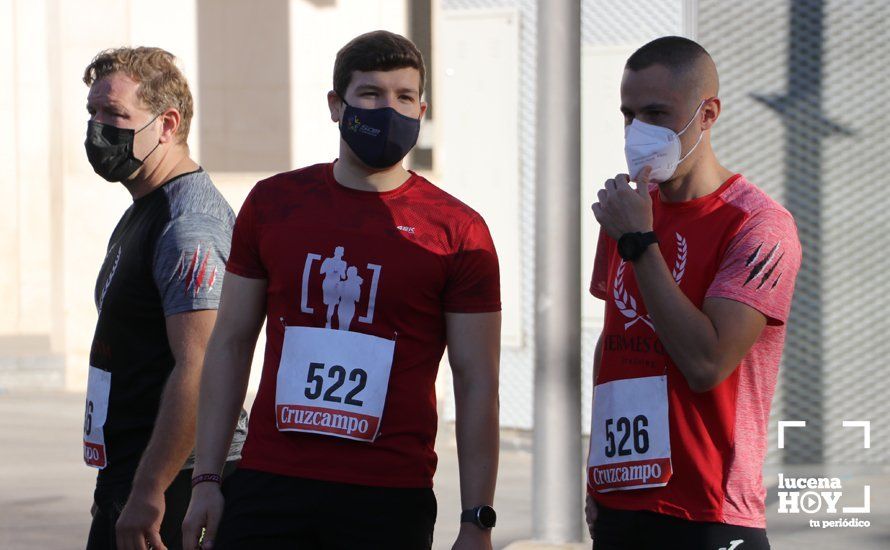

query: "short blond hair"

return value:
[83, 47, 194, 142]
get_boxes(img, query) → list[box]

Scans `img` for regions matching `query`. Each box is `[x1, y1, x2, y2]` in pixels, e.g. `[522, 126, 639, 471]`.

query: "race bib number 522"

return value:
[275, 326, 395, 442]
[588, 375, 672, 492]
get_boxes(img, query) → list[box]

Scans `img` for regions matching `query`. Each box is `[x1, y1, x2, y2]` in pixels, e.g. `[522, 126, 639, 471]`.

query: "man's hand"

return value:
[452, 524, 493, 550]
[585, 494, 598, 538]
[591, 167, 654, 240]
[182, 483, 225, 550]
[115, 488, 166, 550]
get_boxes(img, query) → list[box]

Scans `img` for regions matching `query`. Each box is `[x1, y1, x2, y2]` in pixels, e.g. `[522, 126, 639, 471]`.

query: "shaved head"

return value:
[626, 36, 719, 100]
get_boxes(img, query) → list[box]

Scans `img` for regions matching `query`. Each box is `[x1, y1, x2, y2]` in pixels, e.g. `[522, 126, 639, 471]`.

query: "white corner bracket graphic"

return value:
[841, 420, 871, 449]
[843, 485, 871, 514]
[778, 420, 807, 449]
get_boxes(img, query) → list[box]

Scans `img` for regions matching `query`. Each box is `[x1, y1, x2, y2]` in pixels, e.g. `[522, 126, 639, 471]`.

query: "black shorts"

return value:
[593, 505, 770, 550]
[214, 469, 437, 550]
[86, 461, 238, 550]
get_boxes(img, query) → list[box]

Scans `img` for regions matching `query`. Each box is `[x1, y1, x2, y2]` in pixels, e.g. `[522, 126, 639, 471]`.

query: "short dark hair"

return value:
[626, 36, 712, 75]
[333, 30, 426, 99]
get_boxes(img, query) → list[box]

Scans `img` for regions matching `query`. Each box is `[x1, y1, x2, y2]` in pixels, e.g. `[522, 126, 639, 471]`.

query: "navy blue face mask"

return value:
[338, 100, 421, 169]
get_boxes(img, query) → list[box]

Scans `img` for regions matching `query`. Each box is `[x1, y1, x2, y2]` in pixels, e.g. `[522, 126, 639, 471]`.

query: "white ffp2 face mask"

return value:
[624, 100, 707, 184]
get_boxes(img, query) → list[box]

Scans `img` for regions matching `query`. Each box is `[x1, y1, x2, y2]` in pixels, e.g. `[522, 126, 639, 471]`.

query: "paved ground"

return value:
[0, 391, 887, 549]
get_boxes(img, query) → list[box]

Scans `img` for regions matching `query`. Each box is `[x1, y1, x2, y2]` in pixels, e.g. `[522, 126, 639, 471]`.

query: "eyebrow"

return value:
[353, 84, 419, 96]
[353, 84, 383, 93]
[86, 99, 127, 111]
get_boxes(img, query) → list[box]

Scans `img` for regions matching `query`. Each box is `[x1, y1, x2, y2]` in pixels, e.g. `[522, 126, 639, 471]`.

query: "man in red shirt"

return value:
[586, 36, 801, 549]
[183, 31, 501, 549]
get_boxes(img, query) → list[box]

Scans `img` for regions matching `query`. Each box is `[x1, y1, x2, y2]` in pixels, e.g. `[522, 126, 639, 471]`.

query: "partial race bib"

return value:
[588, 375, 672, 492]
[275, 326, 395, 442]
[83, 366, 111, 469]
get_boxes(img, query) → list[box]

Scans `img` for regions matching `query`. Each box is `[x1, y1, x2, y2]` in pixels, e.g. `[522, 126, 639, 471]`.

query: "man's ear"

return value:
[419, 100, 428, 120]
[328, 91, 344, 123]
[701, 97, 721, 132]
[158, 108, 181, 144]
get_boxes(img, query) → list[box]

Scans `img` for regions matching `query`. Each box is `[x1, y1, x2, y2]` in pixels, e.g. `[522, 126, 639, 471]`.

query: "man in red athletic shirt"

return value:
[183, 31, 501, 549]
[586, 36, 801, 549]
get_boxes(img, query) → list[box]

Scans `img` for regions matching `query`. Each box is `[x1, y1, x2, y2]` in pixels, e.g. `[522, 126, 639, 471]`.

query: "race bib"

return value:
[275, 326, 395, 442]
[588, 375, 672, 492]
[83, 366, 111, 469]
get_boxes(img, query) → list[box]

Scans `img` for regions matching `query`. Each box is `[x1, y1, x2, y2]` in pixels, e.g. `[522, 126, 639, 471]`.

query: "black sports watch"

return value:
[461, 505, 497, 530]
[617, 231, 658, 262]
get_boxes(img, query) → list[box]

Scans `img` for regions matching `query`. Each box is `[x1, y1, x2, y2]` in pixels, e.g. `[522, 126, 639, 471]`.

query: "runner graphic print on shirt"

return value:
[301, 246, 382, 330]
[277, 245, 393, 442]
[336, 267, 364, 332]
[320, 246, 348, 328]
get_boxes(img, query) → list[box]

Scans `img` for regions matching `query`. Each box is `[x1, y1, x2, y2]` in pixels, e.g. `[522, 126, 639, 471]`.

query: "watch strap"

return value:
[460, 505, 496, 529]
[460, 508, 476, 524]
[620, 231, 658, 262]
[639, 231, 658, 248]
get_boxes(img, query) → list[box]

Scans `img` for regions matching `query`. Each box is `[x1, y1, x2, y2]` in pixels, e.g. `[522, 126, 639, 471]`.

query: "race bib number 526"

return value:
[588, 375, 672, 492]
[275, 326, 395, 442]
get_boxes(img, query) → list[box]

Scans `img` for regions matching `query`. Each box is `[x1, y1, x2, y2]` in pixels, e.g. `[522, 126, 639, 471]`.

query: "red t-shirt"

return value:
[589, 174, 801, 528]
[227, 162, 501, 488]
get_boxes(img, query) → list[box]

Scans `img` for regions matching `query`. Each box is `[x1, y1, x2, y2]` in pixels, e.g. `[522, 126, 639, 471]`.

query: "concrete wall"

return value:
[0, 0, 408, 391]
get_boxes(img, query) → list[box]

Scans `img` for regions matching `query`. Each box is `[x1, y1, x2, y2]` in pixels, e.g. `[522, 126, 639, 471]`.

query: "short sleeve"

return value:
[705, 209, 802, 326]
[442, 216, 501, 313]
[589, 227, 611, 300]
[226, 187, 268, 279]
[153, 214, 232, 316]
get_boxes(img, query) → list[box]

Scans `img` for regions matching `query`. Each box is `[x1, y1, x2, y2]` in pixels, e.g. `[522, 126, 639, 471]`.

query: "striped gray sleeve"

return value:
[153, 214, 233, 317]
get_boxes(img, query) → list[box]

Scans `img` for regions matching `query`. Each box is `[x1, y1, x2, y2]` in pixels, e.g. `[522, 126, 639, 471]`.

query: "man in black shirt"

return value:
[82, 46, 246, 550]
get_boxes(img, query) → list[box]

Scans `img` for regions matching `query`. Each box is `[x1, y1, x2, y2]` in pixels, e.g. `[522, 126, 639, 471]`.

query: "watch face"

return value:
[477, 506, 497, 528]
[618, 233, 639, 260]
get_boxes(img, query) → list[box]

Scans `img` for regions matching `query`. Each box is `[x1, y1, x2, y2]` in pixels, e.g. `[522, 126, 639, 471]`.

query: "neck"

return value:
[332, 142, 411, 193]
[657, 140, 733, 202]
[124, 144, 199, 200]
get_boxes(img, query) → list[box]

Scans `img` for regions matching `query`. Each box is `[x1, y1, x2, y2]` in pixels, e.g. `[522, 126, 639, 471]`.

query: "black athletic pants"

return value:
[86, 461, 238, 550]
[593, 505, 770, 550]
[213, 468, 437, 550]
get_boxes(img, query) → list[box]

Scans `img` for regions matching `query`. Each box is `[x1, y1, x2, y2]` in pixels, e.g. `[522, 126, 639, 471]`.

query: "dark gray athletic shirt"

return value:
[90, 168, 247, 485]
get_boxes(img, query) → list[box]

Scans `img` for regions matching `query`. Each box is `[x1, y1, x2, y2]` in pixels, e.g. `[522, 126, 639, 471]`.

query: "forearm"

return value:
[633, 245, 721, 390]
[453, 374, 499, 511]
[131, 362, 201, 494]
[192, 333, 254, 476]
[593, 332, 603, 383]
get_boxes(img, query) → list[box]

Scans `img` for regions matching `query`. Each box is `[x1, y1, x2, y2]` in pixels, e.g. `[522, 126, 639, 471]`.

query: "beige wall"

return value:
[0, 0, 410, 391]
[289, 0, 408, 168]
[197, 0, 291, 172]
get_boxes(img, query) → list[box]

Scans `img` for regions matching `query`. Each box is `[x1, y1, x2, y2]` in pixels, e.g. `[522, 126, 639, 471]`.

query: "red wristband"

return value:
[191, 473, 222, 488]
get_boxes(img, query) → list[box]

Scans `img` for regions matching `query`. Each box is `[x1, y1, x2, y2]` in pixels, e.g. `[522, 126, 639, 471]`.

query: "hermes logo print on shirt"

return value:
[613, 232, 687, 332]
[300, 246, 382, 331]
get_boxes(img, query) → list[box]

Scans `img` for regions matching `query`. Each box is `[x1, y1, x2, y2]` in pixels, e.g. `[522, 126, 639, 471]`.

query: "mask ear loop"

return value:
[676, 98, 713, 164]
[136, 113, 163, 163]
[135, 113, 161, 134]
[337, 96, 354, 132]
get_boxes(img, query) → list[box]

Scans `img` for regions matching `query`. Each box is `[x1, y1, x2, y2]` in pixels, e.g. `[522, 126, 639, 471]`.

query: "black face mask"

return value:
[338, 101, 420, 169]
[84, 115, 160, 182]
